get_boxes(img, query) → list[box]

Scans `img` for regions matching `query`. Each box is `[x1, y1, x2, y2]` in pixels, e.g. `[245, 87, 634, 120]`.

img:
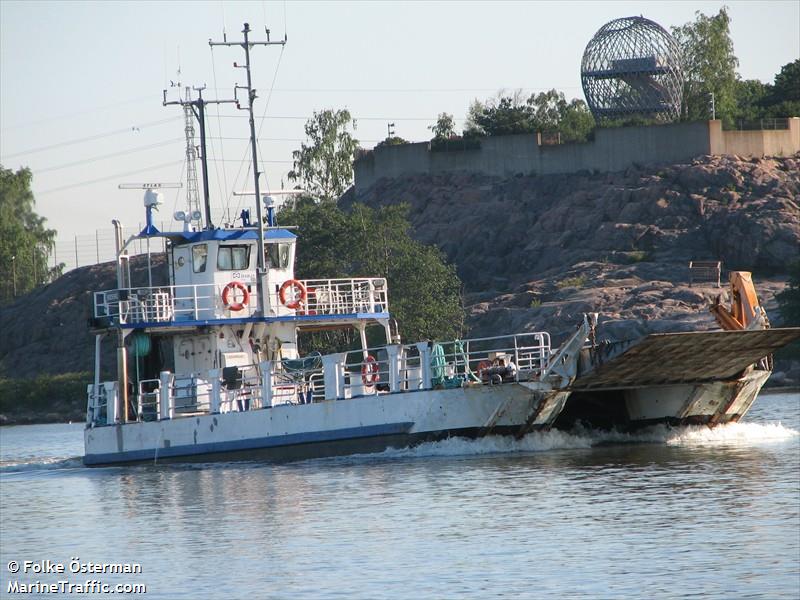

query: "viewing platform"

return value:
[92, 277, 389, 329]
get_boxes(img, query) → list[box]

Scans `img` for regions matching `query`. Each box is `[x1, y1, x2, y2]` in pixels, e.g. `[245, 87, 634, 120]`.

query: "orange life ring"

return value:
[279, 279, 307, 310]
[361, 355, 379, 385]
[222, 281, 250, 312]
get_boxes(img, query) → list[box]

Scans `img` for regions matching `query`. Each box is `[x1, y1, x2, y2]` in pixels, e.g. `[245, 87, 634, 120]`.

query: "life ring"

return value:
[361, 355, 379, 386]
[279, 279, 307, 310]
[222, 281, 250, 312]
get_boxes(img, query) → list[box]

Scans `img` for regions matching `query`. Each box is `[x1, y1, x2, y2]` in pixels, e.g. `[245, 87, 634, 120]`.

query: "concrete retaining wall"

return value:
[709, 118, 800, 157]
[354, 118, 800, 192]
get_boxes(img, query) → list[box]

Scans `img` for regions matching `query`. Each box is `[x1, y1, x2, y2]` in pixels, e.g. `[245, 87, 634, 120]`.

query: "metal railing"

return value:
[93, 277, 388, 324]
[285, 278, 388, 316]
[689, 260, 722, 288]
[50, 223, 171, 273]
[86, 332, 553, 426]
[727, 118, 790, 131]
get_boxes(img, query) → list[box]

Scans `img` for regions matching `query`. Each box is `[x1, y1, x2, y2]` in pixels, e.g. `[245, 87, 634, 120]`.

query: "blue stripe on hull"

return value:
[84, 421, 414, 466]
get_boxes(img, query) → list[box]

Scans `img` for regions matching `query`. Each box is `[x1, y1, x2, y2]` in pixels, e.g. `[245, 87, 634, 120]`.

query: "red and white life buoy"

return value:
[476, 360, 491, 378]
[361, 355, 380, 386]
[222, 281, 250, 312]
[279, 279, 307, 310]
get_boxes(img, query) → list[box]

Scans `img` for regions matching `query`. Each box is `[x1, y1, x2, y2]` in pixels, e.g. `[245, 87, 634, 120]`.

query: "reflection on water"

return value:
[0, 394, 798, 599]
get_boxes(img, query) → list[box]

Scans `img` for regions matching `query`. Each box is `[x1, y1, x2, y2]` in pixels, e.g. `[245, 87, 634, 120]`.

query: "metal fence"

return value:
[49, 222, 170, 273]
[727, 118, 790, 131]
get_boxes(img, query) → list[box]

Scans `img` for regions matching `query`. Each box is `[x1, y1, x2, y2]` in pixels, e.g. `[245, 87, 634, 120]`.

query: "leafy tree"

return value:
[288, 109, 359, 201]
[732, 79, 769, 122]
[462, 90, 594, 142]
[349, 203, 464, 342]
[771, 59, 800, 103]
[429, 112, 456, 140]
[527, 90, 595, 142]
[671, 8, 739, 126]
[277, 196, 352, 278]
[375, 136, 409, 148]
[278, 199, 464, 349]
[762, 59, 800, 119]
[0, 165, 62, 304]
[474, 96, 537, 136]
[463, 99, 486, 138]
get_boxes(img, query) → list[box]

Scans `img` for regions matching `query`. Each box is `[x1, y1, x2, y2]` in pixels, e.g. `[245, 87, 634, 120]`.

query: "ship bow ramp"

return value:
[556, 328, 800, 429]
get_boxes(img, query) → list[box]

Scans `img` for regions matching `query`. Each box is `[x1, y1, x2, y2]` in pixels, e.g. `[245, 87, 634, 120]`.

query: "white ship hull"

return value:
[84, 383, 567, 466]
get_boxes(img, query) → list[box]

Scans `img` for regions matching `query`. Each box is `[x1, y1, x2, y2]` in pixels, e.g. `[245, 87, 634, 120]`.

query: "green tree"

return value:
[771, 59, 800, 103]
[463, 99, 486, 138]
[349, 203, 464, 342]
[671, 8, 739, 126]
[527, 90, 595, 142]
[288, 109, 359, 201]
[277, 196, 352, 278]
[0, 165, 62, 304]
[732, 79, 769, 123]
[474, 96, 537, 136]
[278, 200, 464, 348]
[429, 112, 456, 140]
[762, 59, 800, 119]
[464, 90, 594, 142]
[375, 136, 409, 148]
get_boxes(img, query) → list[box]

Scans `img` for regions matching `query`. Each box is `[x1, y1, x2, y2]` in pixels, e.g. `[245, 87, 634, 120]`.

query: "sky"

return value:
[1, 0, 798, 260]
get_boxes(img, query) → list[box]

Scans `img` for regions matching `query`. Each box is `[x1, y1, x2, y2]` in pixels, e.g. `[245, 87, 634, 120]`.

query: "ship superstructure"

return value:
[82, 23, 800, 466]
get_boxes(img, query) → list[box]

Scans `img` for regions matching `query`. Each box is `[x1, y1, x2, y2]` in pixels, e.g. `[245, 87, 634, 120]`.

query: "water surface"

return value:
[1, 393, 798, 599]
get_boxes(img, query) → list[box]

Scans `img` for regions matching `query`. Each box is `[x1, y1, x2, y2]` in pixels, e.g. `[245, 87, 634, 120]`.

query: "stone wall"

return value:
[353, 118, 800, 192]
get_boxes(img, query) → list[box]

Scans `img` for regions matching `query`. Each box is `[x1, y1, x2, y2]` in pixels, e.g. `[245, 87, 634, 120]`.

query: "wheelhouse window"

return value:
[266, 243, 291, 269]
[217, 245, 251, 270]
[192, 244, 208, 273]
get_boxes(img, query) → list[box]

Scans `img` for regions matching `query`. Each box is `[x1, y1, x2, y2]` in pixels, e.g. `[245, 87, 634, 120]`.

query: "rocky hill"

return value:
[0, 256, 166, 379]
[1, 154, 798, 408]
[346, 154, 800, 382]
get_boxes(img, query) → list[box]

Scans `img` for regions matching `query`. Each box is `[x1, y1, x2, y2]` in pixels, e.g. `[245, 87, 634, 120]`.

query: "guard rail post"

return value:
[260, 361, 273, 408]
[159, 372, 173, 420]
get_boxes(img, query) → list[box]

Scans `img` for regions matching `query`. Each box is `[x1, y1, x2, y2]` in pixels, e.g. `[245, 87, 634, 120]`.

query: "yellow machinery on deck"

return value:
[710, 271, 769, 331]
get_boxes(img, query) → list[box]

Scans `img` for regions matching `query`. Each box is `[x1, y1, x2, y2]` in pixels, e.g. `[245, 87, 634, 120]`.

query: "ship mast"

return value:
[209, 22, 286, 312]
[163, 86, 237, 229]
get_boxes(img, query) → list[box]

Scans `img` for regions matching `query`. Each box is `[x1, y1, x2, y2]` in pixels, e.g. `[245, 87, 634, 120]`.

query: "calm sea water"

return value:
[1, 393, 798, 599]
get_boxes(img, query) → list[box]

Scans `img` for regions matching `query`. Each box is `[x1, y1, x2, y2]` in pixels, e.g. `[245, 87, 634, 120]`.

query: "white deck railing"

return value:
[87, 332, 552, 426]
[92, 277, 388, 324]
[294, 278, 388, 316]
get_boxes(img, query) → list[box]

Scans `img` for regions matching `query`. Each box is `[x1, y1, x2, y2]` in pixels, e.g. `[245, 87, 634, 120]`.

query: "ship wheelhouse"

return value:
[88, 219, 398, 425]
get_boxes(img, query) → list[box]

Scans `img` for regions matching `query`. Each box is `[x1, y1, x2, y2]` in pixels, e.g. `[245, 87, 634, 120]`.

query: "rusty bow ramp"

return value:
[571, 328, 800, 390]
[552, 327, 800, 430]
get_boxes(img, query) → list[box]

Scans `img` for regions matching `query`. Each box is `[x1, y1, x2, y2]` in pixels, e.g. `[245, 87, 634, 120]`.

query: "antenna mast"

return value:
[209, 22, 286, 312]
[163, 86, 237, 229]
[183, 89, 202, 230]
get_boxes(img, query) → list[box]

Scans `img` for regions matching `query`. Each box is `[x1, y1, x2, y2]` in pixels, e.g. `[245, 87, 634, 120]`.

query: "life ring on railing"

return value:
[279, 279, 307, 310]
[361, 355, 379, 386]
[222, 281, 250, 312]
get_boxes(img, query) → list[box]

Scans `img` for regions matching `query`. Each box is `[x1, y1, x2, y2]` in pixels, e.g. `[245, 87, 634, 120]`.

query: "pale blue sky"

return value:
[1, 0, 798, 244]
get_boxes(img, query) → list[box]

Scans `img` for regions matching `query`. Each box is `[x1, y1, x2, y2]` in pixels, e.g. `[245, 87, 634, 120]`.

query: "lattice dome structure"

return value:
[581, 16, 683, 123]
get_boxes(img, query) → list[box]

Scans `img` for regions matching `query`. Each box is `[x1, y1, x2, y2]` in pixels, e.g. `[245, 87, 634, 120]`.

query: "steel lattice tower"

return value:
[581, 16, 683, 123]
[182, 90, 202, 229]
